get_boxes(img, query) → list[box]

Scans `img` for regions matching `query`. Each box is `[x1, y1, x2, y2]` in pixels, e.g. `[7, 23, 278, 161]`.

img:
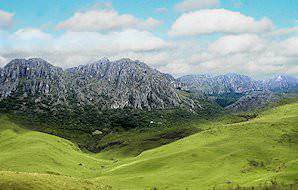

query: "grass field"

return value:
[0, 171, 111, 190]
[0, 100, 297, 189]
[0, 115, 114, 178]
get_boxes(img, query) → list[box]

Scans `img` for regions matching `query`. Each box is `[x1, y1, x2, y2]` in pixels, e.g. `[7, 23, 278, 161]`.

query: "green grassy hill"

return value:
[0, 171, 110, 190]
[0, 115, 113, 189]
[95, 101, 298, 189]
[0, 100, 297, 189]
[0, 114, 113, 178]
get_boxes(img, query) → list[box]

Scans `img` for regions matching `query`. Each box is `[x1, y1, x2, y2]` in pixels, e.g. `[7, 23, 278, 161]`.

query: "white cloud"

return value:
[278, 37, 298, 57]
[2, 28, 53, 54]
[208, 34, 265, 55]
[169, 9, 273, 36]
[1, 24, 297, 78]
[57, 9, 161, 32]
[53, 29, 167, 53]
[175, 0, 219, 12]
[13, 28, 53, 41]
[0, 9, 14, 29]
[181, 35, 298, 77]
[0, 28, 168, 68]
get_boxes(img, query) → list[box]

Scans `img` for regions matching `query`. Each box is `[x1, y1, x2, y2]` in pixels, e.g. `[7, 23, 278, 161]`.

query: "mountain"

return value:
[264, 75, 298, 93]
[177, 73, 298, 95]
[225, 91, 281, 112]
[177, 73, 298, 110]
[0, 58, 66, 100]
[66, 58, 182, 110]
[177, 73, 262, 95]
[0, 58, 186, 111]
[1, 58, 297, 114]
[0, 58, 207, 153]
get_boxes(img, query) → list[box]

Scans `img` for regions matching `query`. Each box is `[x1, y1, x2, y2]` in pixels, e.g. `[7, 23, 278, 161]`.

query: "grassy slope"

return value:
[95, 102, 298, 189]
[0, 171, 110, 190]
[0, 115, 113, 189]
[0, 101, 297, 189]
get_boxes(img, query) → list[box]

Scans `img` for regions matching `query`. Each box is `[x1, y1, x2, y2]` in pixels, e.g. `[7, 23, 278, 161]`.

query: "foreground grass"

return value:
[0, 115, 112, 178]
[0, 171, 111, 190]
[0, 100, 297, 189]
[95, 102, 298, 189]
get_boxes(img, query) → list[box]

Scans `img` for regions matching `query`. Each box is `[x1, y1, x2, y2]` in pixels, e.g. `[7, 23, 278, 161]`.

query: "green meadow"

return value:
[0, 100, 297, 189]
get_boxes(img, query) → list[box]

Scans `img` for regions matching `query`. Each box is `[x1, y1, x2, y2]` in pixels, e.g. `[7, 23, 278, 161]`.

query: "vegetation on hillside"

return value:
[0, 98, 297, 189]
[0, 88, 223, 154]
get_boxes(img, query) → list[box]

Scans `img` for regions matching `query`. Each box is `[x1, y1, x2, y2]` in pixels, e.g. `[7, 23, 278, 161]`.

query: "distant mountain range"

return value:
[0, 58, 297, 113]
[177, 73, 298, 111]
[177, 73, 298, 95]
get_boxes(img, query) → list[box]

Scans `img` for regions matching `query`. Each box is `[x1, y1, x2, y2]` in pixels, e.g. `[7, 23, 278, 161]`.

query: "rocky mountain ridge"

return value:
[0, 58, 185, 111]
[178, 73, 298, 95]
[177, 73, 298, 111]
[0, 58, 297, 113]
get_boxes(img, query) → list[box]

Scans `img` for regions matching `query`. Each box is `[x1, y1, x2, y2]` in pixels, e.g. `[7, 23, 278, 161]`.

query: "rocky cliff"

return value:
[0, 58, 185, 111]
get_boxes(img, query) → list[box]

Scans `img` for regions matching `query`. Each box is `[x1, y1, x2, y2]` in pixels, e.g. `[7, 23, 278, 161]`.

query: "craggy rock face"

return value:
[0, 58, 66, 101]
[0, 58, 183, 110]
[66, 58, 182, 110]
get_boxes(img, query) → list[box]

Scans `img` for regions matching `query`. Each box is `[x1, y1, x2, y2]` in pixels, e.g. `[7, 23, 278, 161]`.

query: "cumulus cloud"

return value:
[175, 0, 220, 12]
[13, 28, 53, 41]
[278, 37, 298, 57]
[0, 9, 14, 29]
[208, 34, 265, 55]
[169, 9, 274, 36]
[1, 26, 297, 77]
[179, 34, 298, 77]
[53, 29, 167, 53]
[1, 28, 53, 54]
[0, 28, 168, 68]
[57, 9, 161, 32]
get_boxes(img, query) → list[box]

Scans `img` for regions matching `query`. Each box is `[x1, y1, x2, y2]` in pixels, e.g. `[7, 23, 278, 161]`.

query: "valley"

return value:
[0, 99, 297, 189]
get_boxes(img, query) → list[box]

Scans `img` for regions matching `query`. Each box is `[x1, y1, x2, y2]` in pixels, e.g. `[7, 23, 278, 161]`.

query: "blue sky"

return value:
[0, 0, 297, 77]
[1, 0, 297, 33]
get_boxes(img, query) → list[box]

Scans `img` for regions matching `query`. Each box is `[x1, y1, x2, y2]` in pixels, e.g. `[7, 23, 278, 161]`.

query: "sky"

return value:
[0, 0, 297, 78]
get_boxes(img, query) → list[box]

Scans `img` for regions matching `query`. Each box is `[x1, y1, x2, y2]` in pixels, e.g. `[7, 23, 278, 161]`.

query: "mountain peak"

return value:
[5, 58, 55, 69]
[0, 57, 185, 110]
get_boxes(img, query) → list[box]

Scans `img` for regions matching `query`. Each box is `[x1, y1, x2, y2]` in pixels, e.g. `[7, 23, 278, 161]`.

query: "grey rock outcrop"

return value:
[66, 58, 182, 110]
[0, 58, 67, 103]
[0, 58, 185, 111]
